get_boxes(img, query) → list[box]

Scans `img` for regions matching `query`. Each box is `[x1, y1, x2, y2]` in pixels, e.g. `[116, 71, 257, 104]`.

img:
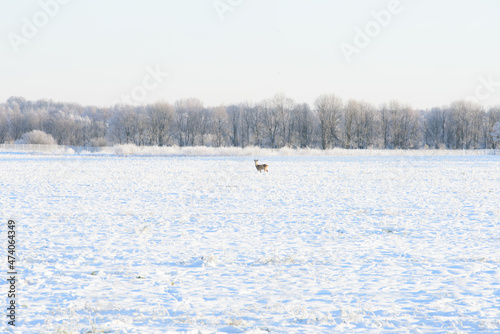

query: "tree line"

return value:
[1, 95, 499, 149]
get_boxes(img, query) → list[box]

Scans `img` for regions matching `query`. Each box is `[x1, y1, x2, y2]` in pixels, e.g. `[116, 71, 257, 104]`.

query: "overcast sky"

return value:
[1, 0, 499, 109]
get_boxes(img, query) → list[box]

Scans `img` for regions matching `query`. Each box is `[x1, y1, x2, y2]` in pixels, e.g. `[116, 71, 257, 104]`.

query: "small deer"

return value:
[254, 159, 268, 172]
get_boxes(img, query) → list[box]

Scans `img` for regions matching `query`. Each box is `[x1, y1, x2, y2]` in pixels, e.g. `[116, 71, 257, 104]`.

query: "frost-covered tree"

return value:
[108, 106, 139, 144]
[226, 105, 241, 147]
[0, 95, 496, 150]
[315, 94, 343, 149]
[271, 93, 295, 147]
[342, 100, 377, 149]
[241, 103, 262, 147]
[294, 103, 315, 148]
[445, 101, 484, 149]
[491, 121, 500, 147]
[174, 98, 204, 146]
[355, 101, 377, 149]
[0, 106, 9, 143]
[259, 99, 280, 148]
[424, 107, 446, 149]
[380, 101, 421, 149]
[485, 107, 500, 149]
[148, 102, 174, 146]
[212, 106, 228, 147]
[343, 100, 358, 149]
[83, 106, 110, 145]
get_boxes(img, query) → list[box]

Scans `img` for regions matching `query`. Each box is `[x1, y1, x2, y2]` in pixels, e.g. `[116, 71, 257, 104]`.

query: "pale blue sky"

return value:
[1, 0, 499, 109]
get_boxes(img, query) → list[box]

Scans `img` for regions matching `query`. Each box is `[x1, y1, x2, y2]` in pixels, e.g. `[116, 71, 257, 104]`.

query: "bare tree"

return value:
[392, 102, 421, 149]
[108, 106, 138, 144]
[9, 107, 26, 141]
[379, 101, 421, 149]
[148, 102, 174, 146]
[212, 106, 228, 147]
[198, 108, 211, 146]
[270, 93, 295, 147]
[491, 121, 500, 148]
[291, 103, 314, 148]
[226, 105, 241, 147]
[241, 103, 262, 147]
[424, 107, 446, 149]
[239, 103, 252, 147]
[379, 103, 392, 148]
[135, 108, 149, 146]
[83, 106, 110, 145]
[343, 100, 358, 149]
[355, 101, 377, 149]
[0, 106, 10, 143]
[485, 106, 500, 148]
[448, 100, 484, 149]
[260, 99, 280, 148]
[174, 98, 204, 146]
[314, 94, 343, 149]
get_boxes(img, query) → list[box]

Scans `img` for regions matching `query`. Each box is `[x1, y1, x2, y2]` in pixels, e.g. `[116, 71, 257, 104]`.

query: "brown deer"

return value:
[254, 159, 268, 172]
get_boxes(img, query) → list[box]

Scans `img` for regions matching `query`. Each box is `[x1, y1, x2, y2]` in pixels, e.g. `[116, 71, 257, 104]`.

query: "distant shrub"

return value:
[89, 137, 108, 147]
[16, 130, 56, 145]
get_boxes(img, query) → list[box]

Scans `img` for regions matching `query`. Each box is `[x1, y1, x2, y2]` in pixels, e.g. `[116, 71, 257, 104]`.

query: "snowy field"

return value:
[1, 153, 499, 333]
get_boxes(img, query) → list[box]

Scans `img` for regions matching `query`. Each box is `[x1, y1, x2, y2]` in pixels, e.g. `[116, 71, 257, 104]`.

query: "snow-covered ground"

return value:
[1, 153, 499, 333]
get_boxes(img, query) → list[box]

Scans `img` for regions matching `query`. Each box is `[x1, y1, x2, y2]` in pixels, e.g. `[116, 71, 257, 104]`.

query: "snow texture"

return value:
[1, 153, 499, 333]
